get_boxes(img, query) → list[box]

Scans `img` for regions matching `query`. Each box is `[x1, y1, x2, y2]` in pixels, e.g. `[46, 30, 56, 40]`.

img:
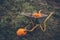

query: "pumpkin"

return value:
[32, 13, 42, 18]
[16, 28, 27, 36]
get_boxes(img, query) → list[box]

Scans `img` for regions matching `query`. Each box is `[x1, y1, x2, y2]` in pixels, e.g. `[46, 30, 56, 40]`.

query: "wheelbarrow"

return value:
[20, 11, 54, 32]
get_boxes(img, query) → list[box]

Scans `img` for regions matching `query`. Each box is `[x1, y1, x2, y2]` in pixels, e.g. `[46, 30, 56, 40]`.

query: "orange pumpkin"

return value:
[32, 12, 42, 18]
[16, 28, 27, 36]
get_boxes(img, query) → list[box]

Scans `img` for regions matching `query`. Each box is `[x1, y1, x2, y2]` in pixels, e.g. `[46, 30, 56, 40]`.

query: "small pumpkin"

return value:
[16, 28, 27, 36]
[32, 13, 42, 18]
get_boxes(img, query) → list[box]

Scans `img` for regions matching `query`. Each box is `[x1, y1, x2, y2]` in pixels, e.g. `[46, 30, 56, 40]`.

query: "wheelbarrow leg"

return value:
[39, 12, 54, 32]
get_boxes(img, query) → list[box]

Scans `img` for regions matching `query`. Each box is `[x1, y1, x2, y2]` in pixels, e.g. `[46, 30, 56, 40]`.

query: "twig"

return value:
[26, 24, 39, 32]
